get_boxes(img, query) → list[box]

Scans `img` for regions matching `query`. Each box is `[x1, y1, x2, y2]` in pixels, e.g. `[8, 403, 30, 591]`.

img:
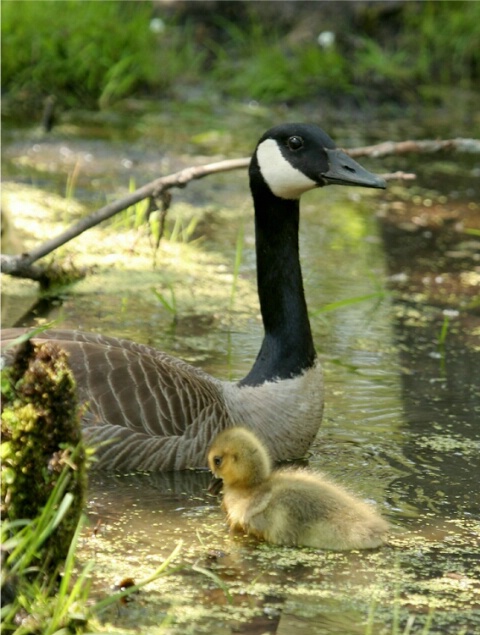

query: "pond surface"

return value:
[2, 102, 480, 634]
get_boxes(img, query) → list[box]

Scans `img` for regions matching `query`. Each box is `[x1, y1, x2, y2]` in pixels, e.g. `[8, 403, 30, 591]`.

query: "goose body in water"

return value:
[1, 124, 385, 471]
[208, 427, 389, 550]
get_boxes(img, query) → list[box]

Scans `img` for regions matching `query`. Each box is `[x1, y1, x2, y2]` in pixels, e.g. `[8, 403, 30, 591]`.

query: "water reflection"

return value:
[378, 197, 480, 520]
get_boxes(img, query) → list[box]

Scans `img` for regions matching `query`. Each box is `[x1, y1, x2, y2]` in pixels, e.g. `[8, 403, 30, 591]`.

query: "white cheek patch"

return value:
[256, 139, 318, 199]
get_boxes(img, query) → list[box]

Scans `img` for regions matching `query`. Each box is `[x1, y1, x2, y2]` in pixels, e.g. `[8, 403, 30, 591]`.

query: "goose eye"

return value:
[213, 456, 222, 468]
[287, 135, 304, 151]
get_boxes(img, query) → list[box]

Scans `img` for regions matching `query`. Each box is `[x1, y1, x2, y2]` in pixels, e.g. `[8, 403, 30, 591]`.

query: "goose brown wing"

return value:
[1, 328, 231, 470]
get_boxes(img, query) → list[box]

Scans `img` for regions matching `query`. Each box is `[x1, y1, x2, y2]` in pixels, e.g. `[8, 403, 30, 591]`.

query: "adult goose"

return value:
[1, 124, 385, 472]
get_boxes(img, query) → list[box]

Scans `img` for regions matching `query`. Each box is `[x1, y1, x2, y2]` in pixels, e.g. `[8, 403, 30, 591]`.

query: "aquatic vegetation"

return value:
[1, 472, 91, 635]
[70, 485, 480, 635]
[207, 18, 350, 101]
[1, 492, 183, 634]
[152, 283, 177, 319]
[1, 336, 87, 570]
[65, 158, 82, 202]
[1, 336, 184, 632]
[1, 333, 89, 632]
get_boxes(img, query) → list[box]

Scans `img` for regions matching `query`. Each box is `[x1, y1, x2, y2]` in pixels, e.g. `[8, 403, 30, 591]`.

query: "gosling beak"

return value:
[322, 148, 386, 189]
[208, 476, 223, 496]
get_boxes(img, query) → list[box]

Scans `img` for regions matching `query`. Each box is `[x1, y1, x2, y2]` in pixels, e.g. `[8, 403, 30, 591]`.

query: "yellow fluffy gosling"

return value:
[208, 427, 389, 550]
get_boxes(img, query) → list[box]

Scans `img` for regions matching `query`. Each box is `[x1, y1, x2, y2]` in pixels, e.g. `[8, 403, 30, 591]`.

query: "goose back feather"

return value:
[1, 328, 323, 471]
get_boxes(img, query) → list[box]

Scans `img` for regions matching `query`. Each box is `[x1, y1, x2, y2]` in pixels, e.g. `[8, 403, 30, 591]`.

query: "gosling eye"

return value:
[287, 135, 304, 151]
[213, 456, 222, 468]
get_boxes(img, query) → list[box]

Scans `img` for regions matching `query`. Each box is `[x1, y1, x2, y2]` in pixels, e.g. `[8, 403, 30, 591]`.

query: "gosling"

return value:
[208, 427, 389, 550]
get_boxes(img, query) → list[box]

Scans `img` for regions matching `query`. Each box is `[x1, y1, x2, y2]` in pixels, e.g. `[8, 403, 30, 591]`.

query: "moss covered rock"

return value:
[1, 338, 87, 570]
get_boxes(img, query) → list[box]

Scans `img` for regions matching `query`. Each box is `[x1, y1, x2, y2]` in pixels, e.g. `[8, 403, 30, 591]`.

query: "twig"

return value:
[348, 138, 480, 158]
[381, 170, 416, 181]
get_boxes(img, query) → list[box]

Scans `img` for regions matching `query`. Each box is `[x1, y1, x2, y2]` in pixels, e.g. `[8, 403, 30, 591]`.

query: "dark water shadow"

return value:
[377, 189, 480, 519]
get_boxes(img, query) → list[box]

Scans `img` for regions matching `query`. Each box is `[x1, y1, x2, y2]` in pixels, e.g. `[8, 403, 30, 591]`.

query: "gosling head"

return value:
[208, 427, 271, 488]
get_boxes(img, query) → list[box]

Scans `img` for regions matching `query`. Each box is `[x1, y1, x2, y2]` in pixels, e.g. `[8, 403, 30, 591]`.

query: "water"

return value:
[2, 106, 479, 634]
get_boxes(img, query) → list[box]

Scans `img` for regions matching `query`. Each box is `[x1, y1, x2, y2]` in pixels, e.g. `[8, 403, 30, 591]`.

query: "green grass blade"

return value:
[192, 563, 232, 604]
[229, 223, 244, 312]
[311, 291, 385, 315]
[91, 540, 183, 614]
[152, 284, 177, 316]
[1, 321, 58, 351]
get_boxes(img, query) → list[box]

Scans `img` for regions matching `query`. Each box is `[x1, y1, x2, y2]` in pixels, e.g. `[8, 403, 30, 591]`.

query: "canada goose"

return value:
[208, 427, 389, 550]
[1, 124, 386, 472]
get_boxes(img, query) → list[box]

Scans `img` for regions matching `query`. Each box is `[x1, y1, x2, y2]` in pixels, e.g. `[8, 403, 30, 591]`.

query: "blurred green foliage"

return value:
[1, 0, 204, 110]
[208, 18, 351, 101]
[353, 0, 480, 95]
[1, 0, 155, 108]
[1, 0, 479, 116]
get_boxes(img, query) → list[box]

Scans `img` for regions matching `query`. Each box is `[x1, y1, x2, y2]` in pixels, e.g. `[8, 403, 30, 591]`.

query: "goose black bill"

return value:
[322, 148, 386, 189]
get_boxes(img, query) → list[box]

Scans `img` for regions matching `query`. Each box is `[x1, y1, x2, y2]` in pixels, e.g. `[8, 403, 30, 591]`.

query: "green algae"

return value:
[73, 471, 480, 635]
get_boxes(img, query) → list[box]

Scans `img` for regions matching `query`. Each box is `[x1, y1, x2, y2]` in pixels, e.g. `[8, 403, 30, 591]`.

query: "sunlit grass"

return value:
[168, 214, 200, 245]
[65, 158, 82, 202]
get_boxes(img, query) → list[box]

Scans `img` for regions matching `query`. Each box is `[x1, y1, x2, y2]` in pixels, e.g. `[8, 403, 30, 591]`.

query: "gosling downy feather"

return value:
[208, 427, 389, 550]
[1, 124, 385, 472]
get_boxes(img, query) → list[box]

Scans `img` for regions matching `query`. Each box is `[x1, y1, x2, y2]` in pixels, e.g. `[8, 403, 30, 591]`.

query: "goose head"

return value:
[241, 123, 386, 388]
[250, 123, 386, 200]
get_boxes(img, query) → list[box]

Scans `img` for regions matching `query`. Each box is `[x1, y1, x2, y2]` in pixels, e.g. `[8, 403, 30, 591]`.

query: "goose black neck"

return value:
[240, 178, 316, 387]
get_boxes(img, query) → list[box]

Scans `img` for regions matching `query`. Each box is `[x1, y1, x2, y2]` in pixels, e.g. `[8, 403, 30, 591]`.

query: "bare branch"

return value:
[381, 170, 416, 181]
[0, 255, 88, 288]
[1, 138, 477, 280]
[3, 158, 250, 274]
[348, 138, 480, 158]
[0, 256, 53, 279]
